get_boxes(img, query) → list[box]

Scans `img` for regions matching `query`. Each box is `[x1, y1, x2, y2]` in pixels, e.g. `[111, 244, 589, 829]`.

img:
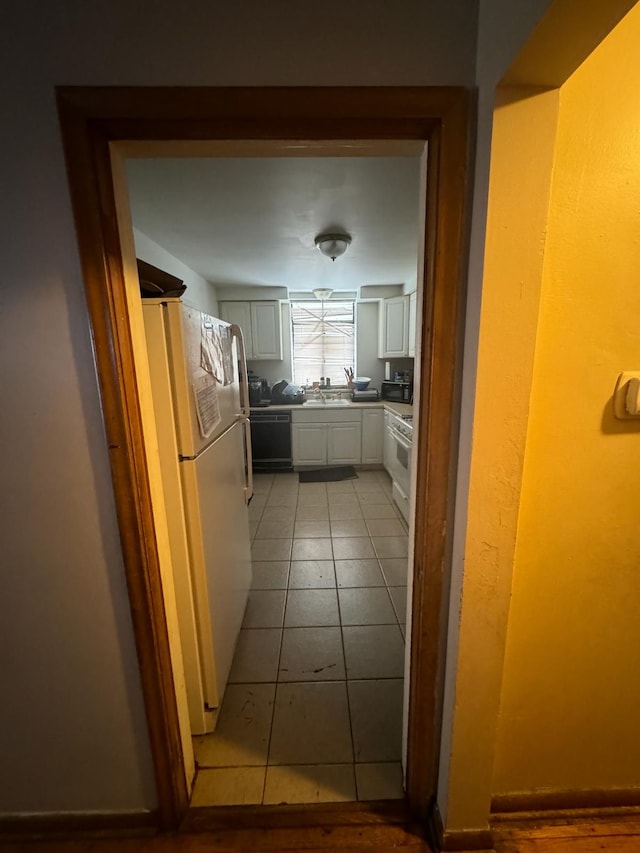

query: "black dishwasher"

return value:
[250, 410, 293, 471]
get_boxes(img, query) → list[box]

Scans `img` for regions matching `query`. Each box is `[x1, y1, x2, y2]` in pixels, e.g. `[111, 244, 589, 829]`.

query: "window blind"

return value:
[291, 300, 355, 386]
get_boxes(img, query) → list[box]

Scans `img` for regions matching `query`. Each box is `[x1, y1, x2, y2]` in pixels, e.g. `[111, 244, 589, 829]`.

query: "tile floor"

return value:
[191, 468, 409, 807]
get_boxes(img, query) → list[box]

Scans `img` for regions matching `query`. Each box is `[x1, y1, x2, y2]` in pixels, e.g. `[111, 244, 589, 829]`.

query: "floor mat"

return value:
[298, 466, 359, 483]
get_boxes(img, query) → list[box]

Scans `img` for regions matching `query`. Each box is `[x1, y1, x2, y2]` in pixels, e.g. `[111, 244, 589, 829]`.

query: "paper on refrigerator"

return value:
[200, 315, 234, 386]
[192, 374, 221, 438]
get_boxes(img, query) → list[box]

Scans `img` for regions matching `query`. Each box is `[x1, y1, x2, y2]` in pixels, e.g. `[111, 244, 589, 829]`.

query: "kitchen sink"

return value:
[302, 398, 351, 407]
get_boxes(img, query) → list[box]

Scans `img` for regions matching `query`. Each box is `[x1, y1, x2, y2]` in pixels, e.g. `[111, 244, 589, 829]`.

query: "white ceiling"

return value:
[125, 155, 422, 293]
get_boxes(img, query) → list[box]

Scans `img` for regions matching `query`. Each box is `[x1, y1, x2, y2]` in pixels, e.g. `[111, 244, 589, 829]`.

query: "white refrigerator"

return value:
[142, 297, 253, 734]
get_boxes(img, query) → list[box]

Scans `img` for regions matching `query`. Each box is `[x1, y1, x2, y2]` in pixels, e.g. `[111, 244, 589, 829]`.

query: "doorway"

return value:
[56, 86, 470, 835]
[124, 149, 419, 807]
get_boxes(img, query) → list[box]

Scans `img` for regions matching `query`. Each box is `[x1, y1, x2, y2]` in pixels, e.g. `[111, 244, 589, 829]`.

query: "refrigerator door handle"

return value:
[230, 323, 254, 504]
[239, 415, 254, 505]
[230, 323, 250, 417]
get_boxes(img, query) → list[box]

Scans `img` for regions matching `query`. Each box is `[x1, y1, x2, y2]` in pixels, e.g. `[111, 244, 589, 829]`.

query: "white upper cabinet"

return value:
[218, 301, 253, 356]
[250, 301, 283, 359]
[219, 300, 283, 360]
[378, 295, 410, 358]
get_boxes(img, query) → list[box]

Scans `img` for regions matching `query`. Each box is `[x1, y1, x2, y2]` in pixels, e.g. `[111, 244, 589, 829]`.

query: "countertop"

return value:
[250, 400, 413, 418]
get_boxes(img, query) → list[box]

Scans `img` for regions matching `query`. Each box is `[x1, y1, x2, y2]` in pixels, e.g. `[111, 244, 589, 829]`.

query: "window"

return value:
[291, 299, 355, 386]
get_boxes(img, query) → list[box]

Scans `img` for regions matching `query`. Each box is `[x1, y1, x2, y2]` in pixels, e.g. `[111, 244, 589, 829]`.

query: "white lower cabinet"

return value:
[292, 423, 327, 466]
[327, 422, 362, 465]
[292, 406, 384, 467]
[362, 409, 384, 464]
[383, 410, 395, 475]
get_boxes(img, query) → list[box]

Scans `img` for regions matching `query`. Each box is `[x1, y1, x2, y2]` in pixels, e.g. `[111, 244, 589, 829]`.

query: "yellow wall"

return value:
[439, 87, 560, 830]
[493, 4, 640, 795]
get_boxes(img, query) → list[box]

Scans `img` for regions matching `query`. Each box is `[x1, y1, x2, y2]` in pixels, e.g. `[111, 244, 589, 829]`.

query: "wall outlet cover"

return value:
[613, 371, 640, 419]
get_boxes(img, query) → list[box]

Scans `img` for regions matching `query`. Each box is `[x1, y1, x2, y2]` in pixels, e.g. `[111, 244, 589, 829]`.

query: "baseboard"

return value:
[426, 801, 495, 852]
[425, 799, 445, 850]
[441, 829, 495, 851]
[0, 809, 157, 841]
[182, 799, 413, 832]
[492, 787, 640, 817]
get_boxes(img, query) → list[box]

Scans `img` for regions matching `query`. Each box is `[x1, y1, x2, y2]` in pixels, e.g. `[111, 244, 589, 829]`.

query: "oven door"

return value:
[388, 422, 412, 496]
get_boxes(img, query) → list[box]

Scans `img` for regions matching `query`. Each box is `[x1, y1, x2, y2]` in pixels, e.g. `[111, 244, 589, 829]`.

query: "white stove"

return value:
[395, 415, 414, 442]
[386, 411, 413, 522]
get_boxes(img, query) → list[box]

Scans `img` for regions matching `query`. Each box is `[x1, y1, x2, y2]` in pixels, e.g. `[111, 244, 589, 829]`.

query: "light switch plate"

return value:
[613, 372, 640, 419]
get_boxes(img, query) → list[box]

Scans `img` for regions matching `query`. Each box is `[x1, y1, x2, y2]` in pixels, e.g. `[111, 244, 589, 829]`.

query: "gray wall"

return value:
[134, 229, 219, 316]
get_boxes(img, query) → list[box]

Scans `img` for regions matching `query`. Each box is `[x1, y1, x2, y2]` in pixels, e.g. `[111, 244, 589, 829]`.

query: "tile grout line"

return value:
[334, 543, 359, 801]
[230, 470, 406, 805]
[257, 474, 281, 805]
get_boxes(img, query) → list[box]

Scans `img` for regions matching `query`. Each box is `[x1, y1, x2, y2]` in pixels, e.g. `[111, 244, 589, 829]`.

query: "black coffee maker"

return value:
[247, 371, 270, 406]
[249, 379, 262, 406]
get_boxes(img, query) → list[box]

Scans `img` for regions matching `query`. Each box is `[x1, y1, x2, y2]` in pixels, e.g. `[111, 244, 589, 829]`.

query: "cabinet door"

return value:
[292, 423, 326, 466]
[408, 291, 417, 357]
[378, 295, 409, 358]
[361, 409, 384, 464]
[250, 301, 283, 360]
[219, 302, 253, 358]
[383, 413, 395, 476]
[327, 422, 362, 465]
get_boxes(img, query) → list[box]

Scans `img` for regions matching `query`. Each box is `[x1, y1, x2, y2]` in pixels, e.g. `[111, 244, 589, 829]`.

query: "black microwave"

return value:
[381, 380, 412, 403]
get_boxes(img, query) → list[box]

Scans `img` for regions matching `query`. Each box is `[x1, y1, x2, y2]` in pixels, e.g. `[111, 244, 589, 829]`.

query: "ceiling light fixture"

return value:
[313, 288, 334, 301]
[314, 232, 352, 261]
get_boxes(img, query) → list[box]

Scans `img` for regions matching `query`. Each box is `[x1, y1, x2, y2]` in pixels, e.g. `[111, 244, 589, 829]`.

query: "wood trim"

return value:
[0, 811, 157, 842]
[441, 829, 495, 851]
[406, 91, 472, 816]
[56, 85, 461, 122]
[55, 86, 472, 833]
[56, 95, 190, 830]
[182, 800, 414, 831]
[492, 788, 640, 815]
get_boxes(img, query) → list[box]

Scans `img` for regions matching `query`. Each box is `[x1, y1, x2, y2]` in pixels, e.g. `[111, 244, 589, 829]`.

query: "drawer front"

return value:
[292, 408, 362, 424]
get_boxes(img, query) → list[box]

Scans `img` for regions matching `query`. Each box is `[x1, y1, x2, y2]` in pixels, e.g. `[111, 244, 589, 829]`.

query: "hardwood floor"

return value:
[0, 822, 430, 852]
[493, 812, 640, 853]
[4, 813, 640, 851]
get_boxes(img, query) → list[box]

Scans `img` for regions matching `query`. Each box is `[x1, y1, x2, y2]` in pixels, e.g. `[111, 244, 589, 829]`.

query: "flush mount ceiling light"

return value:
[313, 288, 334, 301]
[314, 232, 352, 261]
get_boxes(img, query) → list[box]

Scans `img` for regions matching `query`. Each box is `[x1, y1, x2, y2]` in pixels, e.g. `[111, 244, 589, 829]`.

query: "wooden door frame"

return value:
[56, 86, 471, 833]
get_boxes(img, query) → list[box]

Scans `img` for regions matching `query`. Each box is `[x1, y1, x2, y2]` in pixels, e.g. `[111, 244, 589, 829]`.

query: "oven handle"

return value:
[388, 424, 412, 451]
